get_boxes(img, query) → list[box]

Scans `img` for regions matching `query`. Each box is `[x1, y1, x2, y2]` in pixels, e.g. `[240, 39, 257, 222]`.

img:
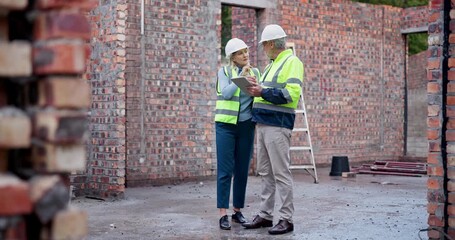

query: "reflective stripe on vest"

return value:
[253, 50, 303, 112]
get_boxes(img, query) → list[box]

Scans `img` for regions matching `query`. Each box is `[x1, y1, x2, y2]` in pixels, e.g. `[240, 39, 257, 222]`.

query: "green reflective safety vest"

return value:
[215, 66, 260, 124]
[253, 49, 303, 113]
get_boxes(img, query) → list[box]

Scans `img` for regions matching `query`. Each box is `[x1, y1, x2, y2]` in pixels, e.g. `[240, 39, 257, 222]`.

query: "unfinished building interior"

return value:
[1, 0, 454, 239]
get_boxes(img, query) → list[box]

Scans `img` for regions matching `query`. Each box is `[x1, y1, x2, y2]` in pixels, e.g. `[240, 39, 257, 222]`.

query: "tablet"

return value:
[231, 76, 253, 95]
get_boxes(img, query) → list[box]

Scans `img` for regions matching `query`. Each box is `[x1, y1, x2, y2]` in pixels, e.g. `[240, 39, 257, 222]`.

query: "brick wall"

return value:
[124, 0, 218, 187]
[427, 0, 452, 238]
[276, 1, 405, 164]
[76, 1, 127, 199]
[231, 7, 258, 67]
[402, 6, 429, 30]
[79, 0, 430, 199]
[407, 51, 428, 158]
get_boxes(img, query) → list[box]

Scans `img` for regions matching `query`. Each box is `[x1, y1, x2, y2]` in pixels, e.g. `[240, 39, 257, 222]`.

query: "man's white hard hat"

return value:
[259, 24, 287, 43]
[225, 38, 248, 58]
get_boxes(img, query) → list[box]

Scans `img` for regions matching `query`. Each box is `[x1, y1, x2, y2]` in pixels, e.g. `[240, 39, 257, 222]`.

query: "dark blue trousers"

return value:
[216, 119, 255, 209]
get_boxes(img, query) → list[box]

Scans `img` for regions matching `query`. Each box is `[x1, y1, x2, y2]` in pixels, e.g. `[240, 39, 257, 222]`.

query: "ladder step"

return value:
[290, 165, 316, 169]
[292, 128, 308, 132]
[290, 146, 312, 151]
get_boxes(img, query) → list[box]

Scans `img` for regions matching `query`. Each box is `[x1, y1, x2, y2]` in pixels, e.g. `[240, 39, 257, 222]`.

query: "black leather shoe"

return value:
[219, 215, 231, 230]
[242, 215, 273, 229]
[232, 211, 247, 224]
[268, 219, 294, 235]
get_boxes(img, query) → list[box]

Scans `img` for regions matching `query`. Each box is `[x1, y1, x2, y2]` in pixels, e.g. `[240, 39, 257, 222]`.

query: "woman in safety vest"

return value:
[215, 38, 260, 230]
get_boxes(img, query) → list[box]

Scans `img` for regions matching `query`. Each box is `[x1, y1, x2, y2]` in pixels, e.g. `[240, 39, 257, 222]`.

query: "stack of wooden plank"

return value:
[353, 161, 427, 177]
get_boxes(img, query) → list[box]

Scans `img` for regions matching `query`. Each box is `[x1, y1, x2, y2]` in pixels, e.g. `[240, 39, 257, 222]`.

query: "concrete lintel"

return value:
[220, 0, 275, 9]
[401, 26, 428, 34]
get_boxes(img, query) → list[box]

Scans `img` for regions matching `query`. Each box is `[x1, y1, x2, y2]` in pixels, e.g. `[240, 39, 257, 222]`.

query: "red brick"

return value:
[449, 70, 455, 80]
[428, 229, 440, 239]
[428, 82, 440, 93]
[448, 130, 455, 141]
[428, 117, 441, 128]
[449, 180, 455, 191]
[450, 205, 455, 216]
[429, 12, 441, 22]
[0, 174, 32, 215]
[33, 42, 89, 75]
[428, 178, 441, 190]
[429, 141, 441, 152]
[428, 214, 444, 227]
[428, 129, 440, 140]
[428, 59, 441, 69]
[450, 193, 455, 203]
[35, 11, 91, 40]
[428, 153, 440, 164]
[449, 119, 455, 129]
[449, 96, 455, 106]
[428, 166, 444, 177]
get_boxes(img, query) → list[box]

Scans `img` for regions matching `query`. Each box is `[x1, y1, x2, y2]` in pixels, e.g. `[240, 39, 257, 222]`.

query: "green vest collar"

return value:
[273, 49, 293, 62]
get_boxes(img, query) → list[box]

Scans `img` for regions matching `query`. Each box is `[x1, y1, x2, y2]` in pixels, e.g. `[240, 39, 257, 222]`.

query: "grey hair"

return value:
[272, 37, 286, 49]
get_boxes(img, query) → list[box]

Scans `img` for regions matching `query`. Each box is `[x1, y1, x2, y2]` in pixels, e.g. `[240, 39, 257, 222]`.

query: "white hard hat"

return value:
[259, 24, 287, 43]
[225, 38, 248, 58]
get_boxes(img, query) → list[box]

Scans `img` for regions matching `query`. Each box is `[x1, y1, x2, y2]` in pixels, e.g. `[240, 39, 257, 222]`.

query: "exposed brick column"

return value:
[83, 1, 127, 199]
[427, 0, 451, 239]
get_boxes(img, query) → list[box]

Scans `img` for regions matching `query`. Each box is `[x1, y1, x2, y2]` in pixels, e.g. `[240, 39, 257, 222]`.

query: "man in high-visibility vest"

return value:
[243, 24, 303, 235]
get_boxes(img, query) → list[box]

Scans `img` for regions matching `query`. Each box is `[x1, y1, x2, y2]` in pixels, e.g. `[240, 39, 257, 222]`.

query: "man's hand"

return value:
[245, 76, 262, 97]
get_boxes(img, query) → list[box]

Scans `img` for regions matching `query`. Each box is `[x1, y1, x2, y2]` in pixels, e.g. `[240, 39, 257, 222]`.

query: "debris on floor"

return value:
[352, 161, 427, 177]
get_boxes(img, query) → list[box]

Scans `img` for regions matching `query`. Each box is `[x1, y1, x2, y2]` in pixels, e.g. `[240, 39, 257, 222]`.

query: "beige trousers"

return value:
[256, 124, 294, 222]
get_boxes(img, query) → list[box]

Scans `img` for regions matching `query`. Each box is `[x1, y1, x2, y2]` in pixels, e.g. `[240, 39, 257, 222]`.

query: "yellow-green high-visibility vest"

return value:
[253, 49, 303, 113]
[215, 66, 260, 124]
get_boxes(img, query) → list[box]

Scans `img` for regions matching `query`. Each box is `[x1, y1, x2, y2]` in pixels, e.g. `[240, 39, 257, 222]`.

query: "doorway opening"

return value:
[404, 32, 428, 161]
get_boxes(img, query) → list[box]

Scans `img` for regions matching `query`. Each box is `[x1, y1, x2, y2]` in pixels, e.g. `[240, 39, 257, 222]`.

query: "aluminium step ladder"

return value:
[289, 94, 318, 183]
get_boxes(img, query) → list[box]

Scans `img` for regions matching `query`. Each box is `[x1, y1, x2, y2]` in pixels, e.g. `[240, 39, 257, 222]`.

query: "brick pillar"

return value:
[82, 1, 127, 199]
[427, 0, 453, 239]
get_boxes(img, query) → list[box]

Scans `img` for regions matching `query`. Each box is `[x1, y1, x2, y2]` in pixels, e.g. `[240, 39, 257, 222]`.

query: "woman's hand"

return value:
[241, 65, 252, 76]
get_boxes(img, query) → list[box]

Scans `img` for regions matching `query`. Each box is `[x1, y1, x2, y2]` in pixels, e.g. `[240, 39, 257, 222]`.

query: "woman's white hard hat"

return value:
[225, 38, 248, 58]
[259, 24, 287, 43]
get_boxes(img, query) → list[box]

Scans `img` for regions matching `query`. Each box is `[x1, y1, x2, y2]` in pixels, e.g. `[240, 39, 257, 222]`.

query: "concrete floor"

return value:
[72, 167, 428, 240]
